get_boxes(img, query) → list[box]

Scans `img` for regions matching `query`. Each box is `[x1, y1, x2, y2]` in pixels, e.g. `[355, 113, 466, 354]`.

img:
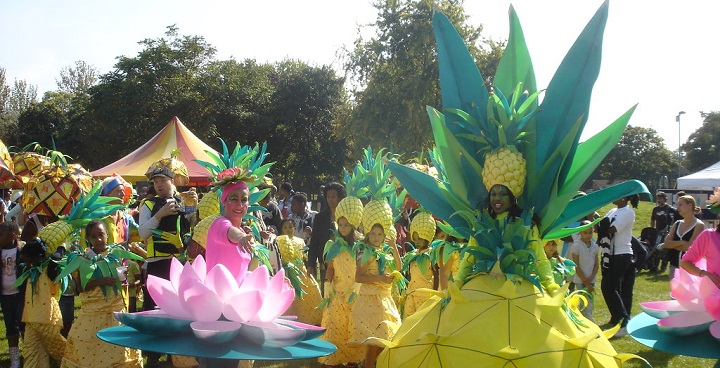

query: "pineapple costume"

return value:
[401, 211, 436, 319]
[380, 5, 649, 367]
[318, 163, 368, 366]
[57, 245, 145, 368]
[13, 241, 66, 368]
[349, 150, 403, 347]
[277, 234, 323, 326]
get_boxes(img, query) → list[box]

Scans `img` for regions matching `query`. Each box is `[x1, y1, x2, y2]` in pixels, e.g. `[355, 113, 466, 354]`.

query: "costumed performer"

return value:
[15, 239, 66, 367]
[348, 159, 403, 368]
[59, 220, 144, 368]
[401, 211, 437, 319]
[318, 165, 368, 367]
[276, 218, 323, 326]
[378, 5, 649, 366]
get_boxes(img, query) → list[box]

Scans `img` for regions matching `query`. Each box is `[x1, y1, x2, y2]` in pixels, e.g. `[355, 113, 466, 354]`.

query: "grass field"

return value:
[0, 200, 716, 367]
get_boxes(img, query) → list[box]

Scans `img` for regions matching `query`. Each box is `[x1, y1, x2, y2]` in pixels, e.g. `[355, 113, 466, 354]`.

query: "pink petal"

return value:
[257, 288, 295, 322]
[239, 265, 270, 293]
[639, 300, 687, 319]
[178, 278, 223, 322]
[704, 292, 720, 320]
[268, 268, 290, 295]
[169, 257, 185, 289]
[657, 311, 715, 336]
[222, 290, 264, 322]
[191, 255, 207, 282]
[179, 261, 201, 285]
[205, 264, 240, 303]
[191, 321, 242, 345]
[710, 321, 720, 340]
[146, 275, 192, 319]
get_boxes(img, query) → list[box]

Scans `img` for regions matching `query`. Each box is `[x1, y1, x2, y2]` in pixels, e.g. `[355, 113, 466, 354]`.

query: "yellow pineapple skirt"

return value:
[348, 281, 401, 347]
[376, 273, 631, 368]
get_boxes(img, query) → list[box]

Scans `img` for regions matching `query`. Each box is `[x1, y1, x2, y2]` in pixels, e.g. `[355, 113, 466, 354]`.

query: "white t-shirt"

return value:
[606, 206, 635, 255]
[569, 239, 599, 284]
[1, 248, 18, 295]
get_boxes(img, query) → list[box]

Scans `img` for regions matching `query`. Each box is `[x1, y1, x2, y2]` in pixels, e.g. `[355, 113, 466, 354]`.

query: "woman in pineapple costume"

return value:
[60, 220, 144, 368]
[276, 218, 323, 326]
[401, 211, 437, 319]
[15, 239, 66, 368]
[378, 4, 649, 367]
[318, 167, 367, 367]
[348, 159, 403, 368]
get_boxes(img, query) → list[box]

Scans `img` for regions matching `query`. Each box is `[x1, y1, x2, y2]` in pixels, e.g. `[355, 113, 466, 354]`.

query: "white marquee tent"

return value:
[677, 160, 720, 190]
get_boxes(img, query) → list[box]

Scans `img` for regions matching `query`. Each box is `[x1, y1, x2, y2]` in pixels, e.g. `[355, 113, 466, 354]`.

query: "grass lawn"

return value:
[0, 201, 716, 367]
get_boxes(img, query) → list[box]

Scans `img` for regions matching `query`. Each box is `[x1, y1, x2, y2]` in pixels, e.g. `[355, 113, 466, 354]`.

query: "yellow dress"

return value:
[403, 248, 433, 319]
[349, 251, 401, 346]
[61, 287, 143, 368]
[277, 235, 323, 325]
[319, 249, 363, 365]
[22, 270, 67, 368]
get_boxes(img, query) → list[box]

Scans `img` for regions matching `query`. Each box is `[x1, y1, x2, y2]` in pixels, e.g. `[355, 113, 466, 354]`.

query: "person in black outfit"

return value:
[650, 191, 676, 273]
[307, 182, 346, 293]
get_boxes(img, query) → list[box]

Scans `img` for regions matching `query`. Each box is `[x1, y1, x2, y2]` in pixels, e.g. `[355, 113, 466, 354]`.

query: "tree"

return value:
[595, 125, 677, 193]
[56, 60, 98, 94]
[0, 72, 38, 144]
[681, 111, 720, 173]
[264, 60, 350, 192]
[342, 0, 504, 155]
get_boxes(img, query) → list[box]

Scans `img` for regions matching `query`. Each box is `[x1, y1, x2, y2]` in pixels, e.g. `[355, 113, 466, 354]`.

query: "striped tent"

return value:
[91, 117, 219, 186]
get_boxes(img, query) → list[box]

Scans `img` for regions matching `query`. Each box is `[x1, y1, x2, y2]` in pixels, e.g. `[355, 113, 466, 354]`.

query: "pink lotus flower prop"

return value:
[640, 266, 720, 341]
[134, 255, 323, 346]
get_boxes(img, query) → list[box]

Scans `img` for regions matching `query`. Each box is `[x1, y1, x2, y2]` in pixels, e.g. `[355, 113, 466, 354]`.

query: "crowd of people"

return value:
[1, 154, 720, 368]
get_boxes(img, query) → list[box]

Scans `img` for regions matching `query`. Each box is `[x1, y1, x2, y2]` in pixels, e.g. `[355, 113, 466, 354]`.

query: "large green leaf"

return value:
[494, 5, 537, 101]
[542, 180, 650, 237]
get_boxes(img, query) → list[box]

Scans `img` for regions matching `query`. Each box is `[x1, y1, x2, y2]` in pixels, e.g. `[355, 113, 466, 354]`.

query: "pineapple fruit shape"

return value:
[21, 146, 94, 217]
[409, 211, 436, 243]
[191, 213, 222, 248]
[144, 149, 190, 186]
[335, 163, 370, 229]
[0, 138, 19, 189]
[38, 181, 125, 254]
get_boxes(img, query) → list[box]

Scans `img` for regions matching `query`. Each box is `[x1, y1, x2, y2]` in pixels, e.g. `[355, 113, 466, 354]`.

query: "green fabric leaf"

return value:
[494, 5, 537, 101]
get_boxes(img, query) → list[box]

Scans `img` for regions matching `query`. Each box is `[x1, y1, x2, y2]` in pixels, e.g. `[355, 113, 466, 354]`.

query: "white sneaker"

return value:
[614, 327, 628, 337]
[9, 360, 20, 368]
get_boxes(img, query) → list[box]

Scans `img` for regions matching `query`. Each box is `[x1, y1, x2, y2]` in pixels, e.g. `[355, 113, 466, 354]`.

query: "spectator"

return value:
[278, 182, 295, 219]
[308, 182, 345, 283]
[287, 192, 317, 246]
[650, 191, 677, 273]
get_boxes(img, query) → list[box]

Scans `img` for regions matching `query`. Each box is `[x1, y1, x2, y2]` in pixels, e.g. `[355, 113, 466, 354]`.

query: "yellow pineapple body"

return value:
[410, 212, 437, 243]
[362, 199, 393, 236]
[481, 146, 526, 197]
[38, 220, 73, 254]
[197, 191, 220, 220]
[335, 196, 364, 229]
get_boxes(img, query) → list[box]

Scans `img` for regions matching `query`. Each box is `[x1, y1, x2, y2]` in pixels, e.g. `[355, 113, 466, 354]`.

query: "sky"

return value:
[1, 0, 717, 154]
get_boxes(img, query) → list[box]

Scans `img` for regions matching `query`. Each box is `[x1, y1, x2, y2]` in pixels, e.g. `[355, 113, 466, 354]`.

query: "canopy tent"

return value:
[677, 160, 720, 190]
[91, 117, 218, 186]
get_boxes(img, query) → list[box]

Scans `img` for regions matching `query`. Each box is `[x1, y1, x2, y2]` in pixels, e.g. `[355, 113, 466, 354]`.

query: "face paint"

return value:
[489, 185, 512, 214]
[223, 188, 249, 224]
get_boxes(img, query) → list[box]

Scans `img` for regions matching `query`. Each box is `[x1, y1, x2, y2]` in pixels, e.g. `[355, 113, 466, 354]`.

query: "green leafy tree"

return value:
[681, 111, 720, 173]
[595, 125, 677, 193]
[343, 0, 504, 154]
[0, 72, 38, 144]
[56, 60, 99, 94]
[265, 60, 350, 192]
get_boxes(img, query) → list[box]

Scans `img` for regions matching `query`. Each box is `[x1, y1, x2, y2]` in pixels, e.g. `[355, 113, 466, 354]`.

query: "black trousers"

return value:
[601, 253, 635, 327]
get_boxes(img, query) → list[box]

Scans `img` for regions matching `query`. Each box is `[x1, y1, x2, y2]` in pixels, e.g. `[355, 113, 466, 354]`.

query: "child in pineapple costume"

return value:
[276, 218, 323, 326]
[60, 220, 143, 368]
[430, 228, 464, 291]
[349, 195, 402, 368]
[318, 195, 364, 366]
[378, 5, 649, 367]
[15, 239, 66, 368]
[401, 211, 437, 319]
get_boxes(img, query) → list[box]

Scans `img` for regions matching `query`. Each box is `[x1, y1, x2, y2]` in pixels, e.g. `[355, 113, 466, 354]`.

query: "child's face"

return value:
[281, 221, 295, 236]
[580, 227, 593, 243]
[0, 228, 15, 249]
[367, 225, 385, 248]
[87, 224, 108, 250]
[337, 217, 353, 237]
[544, 241, 557, 257]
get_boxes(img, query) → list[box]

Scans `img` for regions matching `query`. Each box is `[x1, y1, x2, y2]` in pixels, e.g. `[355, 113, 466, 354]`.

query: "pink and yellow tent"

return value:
[91, 117, 218, 186]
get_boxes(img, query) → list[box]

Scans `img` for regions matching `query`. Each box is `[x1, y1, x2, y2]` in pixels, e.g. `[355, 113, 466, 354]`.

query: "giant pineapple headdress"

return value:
[335, 162, 370, 229]
[360, 148, 395, 236]
[389, 4, 649, 242]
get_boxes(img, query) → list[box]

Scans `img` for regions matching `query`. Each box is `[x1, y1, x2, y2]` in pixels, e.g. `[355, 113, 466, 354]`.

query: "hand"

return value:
[704, 271, 720, 289]
[260, 230, 270, 240]
[237, 233, 254, 253]
[181, 188, 199, 206]
[156, 200, 179, 218]
[304, 226, 312, 235]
